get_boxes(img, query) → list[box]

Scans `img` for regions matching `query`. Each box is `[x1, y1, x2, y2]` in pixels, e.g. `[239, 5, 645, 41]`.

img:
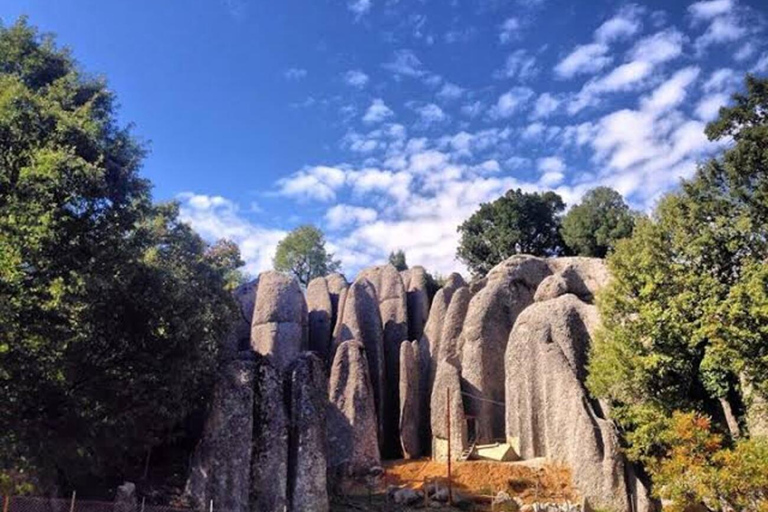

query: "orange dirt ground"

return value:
[381, 458, 577, 504]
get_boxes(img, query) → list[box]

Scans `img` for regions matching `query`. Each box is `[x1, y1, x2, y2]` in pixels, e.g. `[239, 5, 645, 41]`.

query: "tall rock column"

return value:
[287, 353, 329, 512]
[399, 340, 421, 458]
[307, 277, 333, 364]
[403, 266, 431, 341]
[251, 271, 307, 372]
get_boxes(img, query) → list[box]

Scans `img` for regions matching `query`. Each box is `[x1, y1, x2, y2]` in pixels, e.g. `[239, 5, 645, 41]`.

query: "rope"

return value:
[458, 390, 505, 407]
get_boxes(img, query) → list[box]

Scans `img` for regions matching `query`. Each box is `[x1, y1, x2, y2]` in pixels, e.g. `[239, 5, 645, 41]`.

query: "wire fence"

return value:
[0, 496, 190, 512]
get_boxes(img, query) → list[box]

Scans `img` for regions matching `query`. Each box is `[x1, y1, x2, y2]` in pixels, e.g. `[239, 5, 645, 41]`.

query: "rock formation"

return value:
[287, 353, 328, 512]
[327, 340, 381, 476]
[505, 273, 651, 511]
[460, 256, 550, 443]
[334, 278, 387, 450]
[430, 359, 467, 461]
[326, 273, 348, 335]
[185, 359, 256, 512]
[222, 279, 259, 357]
[399, 340, 421, 458]
[437, 286, 471, 365]
[251, 355, 289, 512]
[402, 266, 431, 341]
[251, 271, 307, 372]
[307, 276, 333, 363]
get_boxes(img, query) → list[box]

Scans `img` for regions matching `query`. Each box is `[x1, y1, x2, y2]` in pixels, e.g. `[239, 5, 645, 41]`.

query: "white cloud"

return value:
[344, 70, 369, 88]
[325, 204, 378, 229]
[348, 0, 372, 16]
[554, 43, 612, 78]
[703, 68, 740, 93]
[284, 68, 307, 80]
[754, 53, 768, 73]
[629, 28, 685, 64]
[437, 83, 464, 100]
[382, 49, 425, 78]
[595, 4, 644, 43]
[537, 156, 566, 186]
[178, 193, 286, 276]
[277, 165, 347, 201]
[532, 93, 560, 119]
[695, 93, 729, 120]
[499, 17, 521, 44]
[501, 49, 539, 80]
[416, 103, 448, 126]
[363, 98, 394, 123]
[348, 168, 412, 202]
[640, 66, 700, 113]
[688, 0, 734, 21]
[461, 101, 484, 118]
[490, 87, 534, 118]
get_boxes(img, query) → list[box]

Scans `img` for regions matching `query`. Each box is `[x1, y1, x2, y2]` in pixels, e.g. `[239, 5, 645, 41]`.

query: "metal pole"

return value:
[446, 387, 452, 506]
[69, 491, 76, 512]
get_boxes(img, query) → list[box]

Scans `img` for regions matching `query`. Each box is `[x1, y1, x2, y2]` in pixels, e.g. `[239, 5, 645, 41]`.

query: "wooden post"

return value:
[69, 491, 76, 512]
[3, 495, 10, 512]
[423, 478, 429, 508]
[446, 387, 452, 506]
[140, 497, 146, 512]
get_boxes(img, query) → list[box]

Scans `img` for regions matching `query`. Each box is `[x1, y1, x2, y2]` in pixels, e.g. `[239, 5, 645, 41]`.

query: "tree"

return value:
[456, 188, 566, 276]
[0, 19, 241, 494]
[588, 76, 768, 470]
[561, 186, 635, 257]
[273, 225, 341, 286]
[388, 250, 408, 271]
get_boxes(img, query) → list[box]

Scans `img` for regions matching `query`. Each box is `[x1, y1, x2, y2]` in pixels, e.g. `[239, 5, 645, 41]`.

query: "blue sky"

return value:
[2, 0, 767, 277]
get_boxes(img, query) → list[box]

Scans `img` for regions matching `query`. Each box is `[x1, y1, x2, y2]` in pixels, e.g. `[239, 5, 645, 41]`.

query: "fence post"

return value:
[208, 500, 213, 512]
[69, 491, 76, 512]
[3, 495, 9, 512]
[446, 387, 452, 507]
[423, 478, 428, 508]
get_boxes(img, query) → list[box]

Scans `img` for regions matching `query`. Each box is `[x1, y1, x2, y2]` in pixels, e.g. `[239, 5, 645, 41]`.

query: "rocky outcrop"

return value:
[542, 257, 610, 302]
[430, 360, 467, 461]
[222, 279, 259, 357]
[307, 277, 333, 363]
[185, 359, 255, 512]
[252, 355, 289, 512]
[334, 278, 387, 450]
[399, 340, 421, 458]
[328, 340, 381, 477]
[326, 273, 348, 334]
[402, 266, 431, 341]
[461, 256, 551, 443]
[358, 265, 409, 458]
[437, 286, 471, 365]
[287, 353, 328, 512]
[251, 271, 307, 372]
[505, 293, 650, 512]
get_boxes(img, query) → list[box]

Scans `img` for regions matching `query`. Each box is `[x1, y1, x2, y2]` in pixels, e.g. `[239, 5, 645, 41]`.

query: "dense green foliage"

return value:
[0, 19, 241, 494]
[588, 76, 768, 507]
[273, 225, 341, 285]
[388, 249, 408, 271]
[456, 188, 567, 276]
[561, 186, 635, 257]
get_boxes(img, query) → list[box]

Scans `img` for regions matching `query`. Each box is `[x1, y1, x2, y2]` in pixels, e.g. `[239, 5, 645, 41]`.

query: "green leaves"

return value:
[561, 186, 635, 258]
[273, 224, 341, 285]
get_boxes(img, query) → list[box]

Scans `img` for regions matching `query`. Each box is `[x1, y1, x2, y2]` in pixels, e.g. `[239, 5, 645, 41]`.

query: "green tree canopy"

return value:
[388, 249, 408, 271]
[588, 75, 768, 472]
[561, 186, 635, 257]
[273, 225, 341, 285]
[456, 188, 566, 276]
[0, 19, 241, 494]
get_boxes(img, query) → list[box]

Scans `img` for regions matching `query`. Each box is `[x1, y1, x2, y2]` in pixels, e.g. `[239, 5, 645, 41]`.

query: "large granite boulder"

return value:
[334, 278, 387, 450]
[307, 277, 333, 363]
[327, 340, 381, 477]
[505, 293, 651, 512]
[437, 286, 471, 365]
[185, 359, 255, 512]
[251, 271, 308, 372]
[543, 257, 610, 302]
[461, 255, 551, 442]
[326, 273, 348, 336]
[430, 359, 467, 461]
[359, 264, 409, 457]
[287, 353, 328, 512]
[402, 266, 431, 341]
[399, 340, 421, 458]
[252, 355, 289, 512]
[222, 279, 259, 357]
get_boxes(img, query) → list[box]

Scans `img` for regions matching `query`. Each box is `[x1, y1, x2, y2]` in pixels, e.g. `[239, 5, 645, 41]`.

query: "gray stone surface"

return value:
[460, 255, 551, 442]
[505, 293, 647, 512]
[399, 340, 421, 458]
[545, 257, 609, 303]
[437, 286, 471, 365]
[287, 353, 329, 512]
[252, 355, 289, 512]
[430, 359, 467, 461]
[251, 271, 308, 372]
[307, 277, 333, 364]
[222, 279, 259, 357]
[115, 482, 137, 512]
[404, 266, 431, 341]
[328, 340, 381, 477]
[326, 273, 348, 342]
[334, 278, 387, 450]
[185, 359, 255, 512]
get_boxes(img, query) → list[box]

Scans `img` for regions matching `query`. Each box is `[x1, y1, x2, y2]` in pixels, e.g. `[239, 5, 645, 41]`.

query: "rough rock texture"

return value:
[399, 340, 421, 458]
[328, 340, 381, 476]
[287, 353, 328, 512]
[505, 294, 650, 512]
[326, 273, 348, 338]
[358, 264, 409, 458]
[307, 277, 333, 363]
[437, 286, 471, 365]
[533, 274, 569, 303]
[461, 256, 551, 443]
[222, 279, 259, 357]
[185, 359, 255, 512]
[251, 271, 308, 372]
[545, 257, 610, 302]
[334, 278, 387, 450]
[115, 482, 137, 512]
[430, 360, 467, 461]
[403, 266, 431, 341]
[251, 355, 289, 512]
